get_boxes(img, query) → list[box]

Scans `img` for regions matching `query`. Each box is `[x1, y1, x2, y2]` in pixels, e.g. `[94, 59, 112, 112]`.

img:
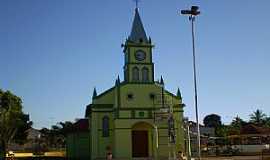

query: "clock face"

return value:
[135, 50, 146, 61]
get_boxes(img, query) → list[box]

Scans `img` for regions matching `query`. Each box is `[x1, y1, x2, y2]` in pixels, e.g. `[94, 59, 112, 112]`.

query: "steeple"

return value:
[160, 76, 164, 86]
[129, 8, 148, 43]
[117, 75, 120, 83]
[92, 87, 97, 99]
[123, 6, 154, 84]
[177, 88, 182, 98]
[115, 76, 120, 86]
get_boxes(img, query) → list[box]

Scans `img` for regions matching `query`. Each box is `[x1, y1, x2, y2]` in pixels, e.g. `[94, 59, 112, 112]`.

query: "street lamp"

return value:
[181, 6, 201, 160]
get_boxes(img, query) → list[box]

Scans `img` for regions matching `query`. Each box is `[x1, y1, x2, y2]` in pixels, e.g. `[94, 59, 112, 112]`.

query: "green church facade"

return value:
[67, 8, 185, 160]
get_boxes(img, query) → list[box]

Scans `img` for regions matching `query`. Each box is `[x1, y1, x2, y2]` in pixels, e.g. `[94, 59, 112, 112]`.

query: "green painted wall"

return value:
[114, 129, 131, 158]
[94, 88, 115, 104]
[90, 111, 114, 159]
[66, 132, 91, 160]
[120, 84, 164, 108]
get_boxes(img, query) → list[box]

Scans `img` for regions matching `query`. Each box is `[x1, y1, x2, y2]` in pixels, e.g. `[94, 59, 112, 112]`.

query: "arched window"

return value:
[142, 67, 149, 82]
[132, 67, 139, 82]
[102, 116, 109, 137]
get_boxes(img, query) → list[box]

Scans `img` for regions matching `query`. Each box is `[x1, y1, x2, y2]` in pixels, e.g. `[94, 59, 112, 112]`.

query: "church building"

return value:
[67, 7, 185, 160]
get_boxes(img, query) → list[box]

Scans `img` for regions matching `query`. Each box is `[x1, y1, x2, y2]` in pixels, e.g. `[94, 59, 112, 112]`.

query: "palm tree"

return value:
[249, 109, 267, 126]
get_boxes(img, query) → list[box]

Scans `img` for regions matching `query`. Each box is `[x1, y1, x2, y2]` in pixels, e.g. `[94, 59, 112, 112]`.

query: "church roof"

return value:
[129, 8, 148, 43]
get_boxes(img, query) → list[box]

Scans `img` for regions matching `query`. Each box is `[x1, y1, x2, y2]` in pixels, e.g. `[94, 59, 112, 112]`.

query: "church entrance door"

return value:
[132, 130, 148, 157]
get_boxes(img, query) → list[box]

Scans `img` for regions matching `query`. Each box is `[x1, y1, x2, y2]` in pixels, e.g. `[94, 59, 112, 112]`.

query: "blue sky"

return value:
[1, 0, 270, 129]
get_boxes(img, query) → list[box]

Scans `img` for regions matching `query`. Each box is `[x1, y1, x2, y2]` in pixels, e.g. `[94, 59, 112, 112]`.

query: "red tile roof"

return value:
[71, 118, 89, 132]
[240, 124, 270, 135]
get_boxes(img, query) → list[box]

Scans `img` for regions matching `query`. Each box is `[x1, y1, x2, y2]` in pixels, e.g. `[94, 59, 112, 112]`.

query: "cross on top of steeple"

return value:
[133, 0, 140, 9]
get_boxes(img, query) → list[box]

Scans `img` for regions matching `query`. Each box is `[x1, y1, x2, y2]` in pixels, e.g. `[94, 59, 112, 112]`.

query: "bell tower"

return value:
[123, 8, 154, 83]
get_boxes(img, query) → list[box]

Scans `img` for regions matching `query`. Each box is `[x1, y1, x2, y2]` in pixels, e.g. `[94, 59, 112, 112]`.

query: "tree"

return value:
[13, 114, 33, 144]
[249, 109, 267, 126]
[231, 116, 246, 129]
[215, 124, 229, 139]
[0, 89, 32, 160]
[227, 116, 246, 135]
[58, 121, 74, 137]
[203, 114, 222, 128]
[264, 117, 270, 127]
[39, 121, 74, 150]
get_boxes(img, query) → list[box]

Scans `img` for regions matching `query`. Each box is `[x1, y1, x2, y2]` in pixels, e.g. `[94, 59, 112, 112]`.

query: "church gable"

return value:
[90, 82, 182, 108]
[92, 87, 116, 104]
[119, 83, 181, 109]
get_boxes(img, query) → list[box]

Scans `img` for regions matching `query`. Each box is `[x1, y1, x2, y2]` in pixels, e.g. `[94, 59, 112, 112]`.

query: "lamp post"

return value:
[181, 6, 201, 160]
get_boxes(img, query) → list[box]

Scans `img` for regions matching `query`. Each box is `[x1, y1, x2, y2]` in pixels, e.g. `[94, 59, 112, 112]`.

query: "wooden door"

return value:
[132, 130, 148, 157]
